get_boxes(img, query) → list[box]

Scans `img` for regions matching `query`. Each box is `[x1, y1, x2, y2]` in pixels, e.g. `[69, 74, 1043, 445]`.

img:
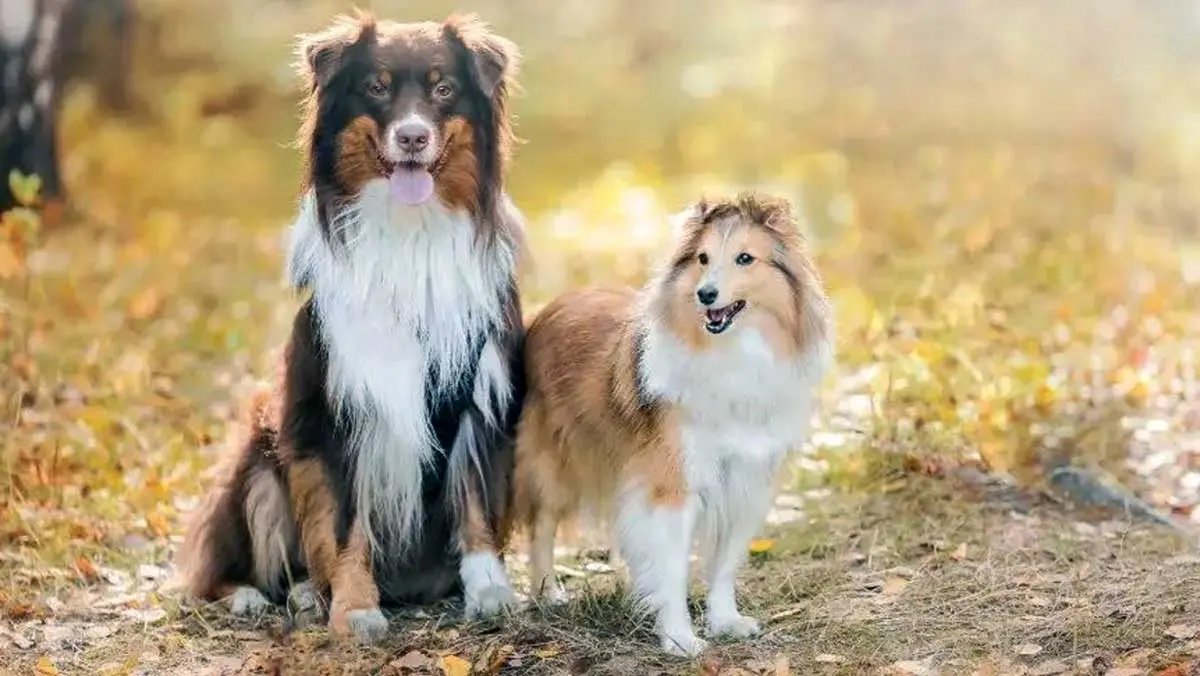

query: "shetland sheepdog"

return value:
[177, 12, 525, 642]
[514, 193, 834, 655]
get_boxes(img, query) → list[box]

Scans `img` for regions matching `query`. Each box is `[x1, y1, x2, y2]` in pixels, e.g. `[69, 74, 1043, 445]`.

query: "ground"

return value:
[4, 2, 1200, 675]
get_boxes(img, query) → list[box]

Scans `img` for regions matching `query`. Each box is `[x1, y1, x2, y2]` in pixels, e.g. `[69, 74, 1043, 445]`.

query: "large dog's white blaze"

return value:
[619, 315, 833, 654]
[287, 178, 515, 555]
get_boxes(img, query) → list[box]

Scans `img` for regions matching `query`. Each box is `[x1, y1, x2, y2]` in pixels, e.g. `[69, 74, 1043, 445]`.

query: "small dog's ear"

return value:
[444, 14, 520, 100]
[667, 201, 702, 238]
[296, 11, 376, 89]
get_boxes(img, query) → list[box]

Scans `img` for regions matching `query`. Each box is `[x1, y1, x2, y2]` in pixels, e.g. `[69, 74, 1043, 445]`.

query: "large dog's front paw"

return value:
[707, 612, 761, 639]
[287, 581, 326, 629]
[464, 581, 516, 620]
[229, 586, 272, 617]
[329, 605, 389, 643]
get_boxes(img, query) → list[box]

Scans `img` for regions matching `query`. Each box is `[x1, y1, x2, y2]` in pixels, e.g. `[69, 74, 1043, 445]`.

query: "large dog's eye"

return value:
[366, 76, 389, 99]
[433, 81, 455, 100]
[735, 252, 755, 266]
[698, 252, 709, 265]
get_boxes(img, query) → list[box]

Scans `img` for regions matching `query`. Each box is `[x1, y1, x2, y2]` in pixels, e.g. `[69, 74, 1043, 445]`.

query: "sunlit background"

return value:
[5, 0, 1200, 564]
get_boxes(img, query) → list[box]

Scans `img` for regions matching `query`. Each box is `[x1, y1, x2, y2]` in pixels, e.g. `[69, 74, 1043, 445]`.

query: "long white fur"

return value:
[286, 178, 515, 556]
[619, 311, 833, 655]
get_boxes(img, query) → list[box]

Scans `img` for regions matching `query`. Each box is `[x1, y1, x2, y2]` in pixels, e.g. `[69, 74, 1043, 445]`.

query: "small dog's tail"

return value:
[177, 385, 300, 604]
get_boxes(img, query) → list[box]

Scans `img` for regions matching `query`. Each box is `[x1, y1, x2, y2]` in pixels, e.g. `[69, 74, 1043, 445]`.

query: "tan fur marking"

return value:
[287, 460, 339, 589]
[334, 116, 386, 196]
[327, 525, 380, 632]
[435, 116, 479, 214]
[429, 68, 441, 83]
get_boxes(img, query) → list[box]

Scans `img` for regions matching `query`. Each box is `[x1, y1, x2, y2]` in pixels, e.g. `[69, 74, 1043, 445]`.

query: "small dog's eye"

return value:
[735, 252, 755, 266]
[367, 78, 389, 98]
[433, 82, 455, 99]
[698, 252, 709, 265]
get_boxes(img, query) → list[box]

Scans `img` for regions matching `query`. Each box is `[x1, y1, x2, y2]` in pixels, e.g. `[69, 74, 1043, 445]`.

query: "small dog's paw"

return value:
[229, 586, 272, 617]
[660, 630, 708, 657]
[464, 582, 516, 620]
[707, 613, 761, 639]
[287, 581, 325, 628]
[331, 607, 389, 644]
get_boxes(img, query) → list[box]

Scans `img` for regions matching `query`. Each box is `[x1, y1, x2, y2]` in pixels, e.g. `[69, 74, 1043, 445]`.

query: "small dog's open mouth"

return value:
[704, 300, 746, 335]
[373, 137, 451, 206]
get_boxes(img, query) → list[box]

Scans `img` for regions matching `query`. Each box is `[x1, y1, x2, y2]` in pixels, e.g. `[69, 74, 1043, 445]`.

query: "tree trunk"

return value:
[0, 0, 70, 212]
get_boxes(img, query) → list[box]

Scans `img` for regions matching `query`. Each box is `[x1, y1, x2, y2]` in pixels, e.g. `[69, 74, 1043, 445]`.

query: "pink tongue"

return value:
[389, 168, 435, 205]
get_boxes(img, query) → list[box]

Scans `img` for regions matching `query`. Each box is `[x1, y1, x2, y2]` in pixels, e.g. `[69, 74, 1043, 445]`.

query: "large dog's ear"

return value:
[443, 14, 520, 100]
[295, 10, 377, 90]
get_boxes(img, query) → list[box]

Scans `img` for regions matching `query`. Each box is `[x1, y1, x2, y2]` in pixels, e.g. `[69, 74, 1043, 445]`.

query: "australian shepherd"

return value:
[177, 12, 524, 642]
[514, 193, 834, 655]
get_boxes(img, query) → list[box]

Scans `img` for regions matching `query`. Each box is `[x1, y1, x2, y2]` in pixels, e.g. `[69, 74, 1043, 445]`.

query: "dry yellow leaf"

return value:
[882, 577, 909, 595]
[0, 241, 22, 279]
[440, 654, 470, 676]
[36, 655, 60, 675]
[534, 646, 560, 659]
[950, 543, 969, 561]
[748, 539, 776, 554]
[128, 288, 162, 320]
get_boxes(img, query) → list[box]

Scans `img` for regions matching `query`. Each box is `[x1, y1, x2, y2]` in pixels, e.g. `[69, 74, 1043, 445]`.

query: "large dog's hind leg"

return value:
[289, 459, 387, 643]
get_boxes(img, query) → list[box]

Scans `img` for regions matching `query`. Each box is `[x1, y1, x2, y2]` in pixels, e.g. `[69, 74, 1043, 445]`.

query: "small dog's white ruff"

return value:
[287, 180, 515, 555]
[620, 319, 833, 654]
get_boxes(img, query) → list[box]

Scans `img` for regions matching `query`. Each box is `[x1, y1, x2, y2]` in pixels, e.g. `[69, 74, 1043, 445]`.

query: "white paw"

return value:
[660, 629, 709, 657]
[538, 582, 569, 606]
[229, 586, 272, 617]
[464, 582, 516, 620]
[707, 613, 761, 639]
[346, 608, 389, 643]
[287, 581, 325, 627]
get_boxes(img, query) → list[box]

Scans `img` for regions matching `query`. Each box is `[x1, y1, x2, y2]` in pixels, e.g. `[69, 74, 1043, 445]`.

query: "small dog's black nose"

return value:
[697, 285, 719, 306]
[394, 122, 430, 153]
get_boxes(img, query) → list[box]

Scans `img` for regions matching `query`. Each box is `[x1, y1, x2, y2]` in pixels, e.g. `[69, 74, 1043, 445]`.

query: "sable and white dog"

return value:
[513, 194, 833, 655]
[178, 12, 524, 642]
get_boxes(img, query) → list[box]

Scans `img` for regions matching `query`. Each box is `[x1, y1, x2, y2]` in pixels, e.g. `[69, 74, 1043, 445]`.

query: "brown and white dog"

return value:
[514, 194, 833, 655]
[177, 12, 524, 642]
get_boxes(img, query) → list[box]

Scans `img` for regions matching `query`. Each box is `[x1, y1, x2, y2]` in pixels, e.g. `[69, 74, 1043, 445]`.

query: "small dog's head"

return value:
[659, 193, 831, 351]
[296, 11, 519, 214]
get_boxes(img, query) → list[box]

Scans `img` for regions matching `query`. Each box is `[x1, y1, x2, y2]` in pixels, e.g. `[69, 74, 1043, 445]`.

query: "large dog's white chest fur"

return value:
[287, 179, 515, 551]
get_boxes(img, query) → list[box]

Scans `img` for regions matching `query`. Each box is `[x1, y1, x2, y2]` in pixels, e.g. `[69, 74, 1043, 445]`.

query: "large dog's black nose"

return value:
[697, 285, 719, 306]
[394, 121, 430, 153]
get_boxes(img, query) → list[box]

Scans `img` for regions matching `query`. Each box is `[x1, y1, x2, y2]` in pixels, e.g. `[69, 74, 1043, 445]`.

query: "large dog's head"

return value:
[296, 12, 519, 219]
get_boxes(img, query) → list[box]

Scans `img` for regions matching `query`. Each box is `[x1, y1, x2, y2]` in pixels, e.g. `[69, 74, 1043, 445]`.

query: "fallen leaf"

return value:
[474, 644, 515, 675]
[440, 654, 470, 676]
[127, 288, 162, 320]
[534, 647, 560, 659]
[1029, 660, 1070, 676]
[887, 659, 934, 676]
[1165, 624, 1198, 640]
[749, 539, 775, 554]
[1016, 643, 1043, 657]
[35, 655, 59, 675]
[950, 543, 969, 561]
[389, 650, 432, 671]
[75, 556, 101, 584]
[882, 576, 910, 595]
[0, 241, 22, 279]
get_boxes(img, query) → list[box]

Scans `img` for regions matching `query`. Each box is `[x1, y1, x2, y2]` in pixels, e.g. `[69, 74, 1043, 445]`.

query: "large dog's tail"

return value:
[177, 385, 301, 604]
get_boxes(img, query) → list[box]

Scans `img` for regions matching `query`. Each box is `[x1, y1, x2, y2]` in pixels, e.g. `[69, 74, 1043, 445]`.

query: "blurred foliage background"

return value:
[3, 0, 1200, 563]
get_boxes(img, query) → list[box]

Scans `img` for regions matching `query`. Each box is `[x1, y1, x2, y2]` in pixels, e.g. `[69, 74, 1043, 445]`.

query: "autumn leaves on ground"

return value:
[3, 1, 1200, 675]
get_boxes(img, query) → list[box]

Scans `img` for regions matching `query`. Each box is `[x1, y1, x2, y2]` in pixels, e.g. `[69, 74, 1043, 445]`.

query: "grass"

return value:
[4, 477, 1197, 675]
